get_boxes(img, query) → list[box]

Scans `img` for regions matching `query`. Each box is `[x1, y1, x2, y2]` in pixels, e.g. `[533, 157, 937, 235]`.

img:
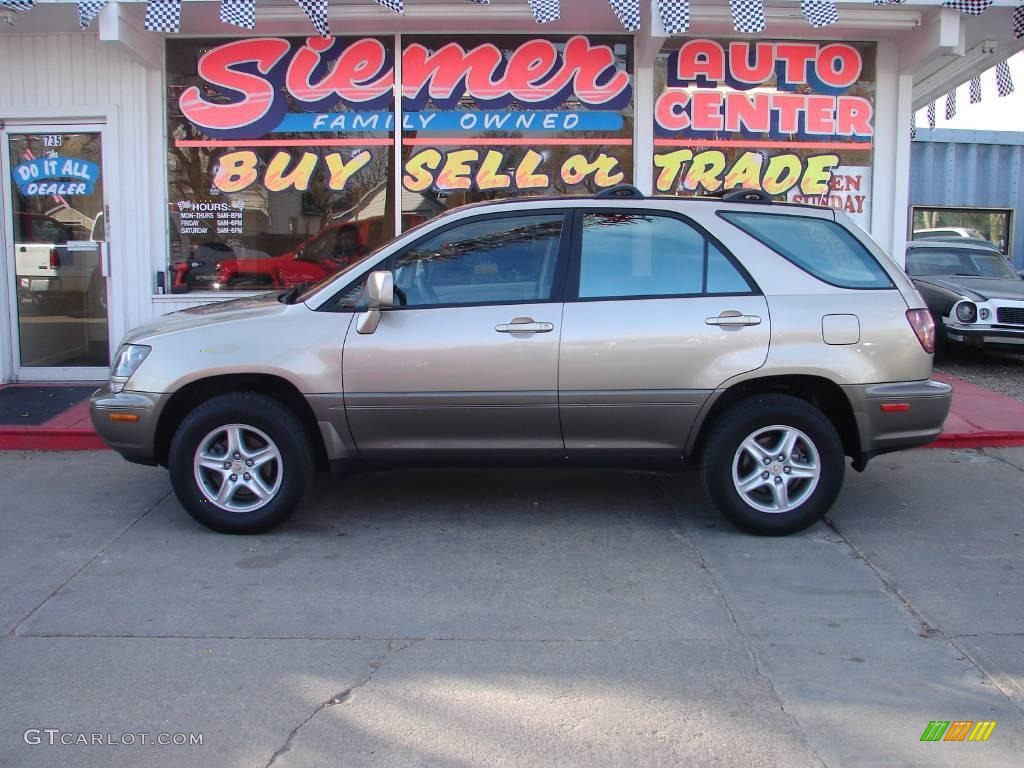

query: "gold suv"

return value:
[91, 188, 951, 535]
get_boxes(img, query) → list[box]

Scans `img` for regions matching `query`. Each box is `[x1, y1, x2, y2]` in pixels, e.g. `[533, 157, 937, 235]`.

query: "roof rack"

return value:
[707, 187, 773, 204]
[594, 184, 644, 200]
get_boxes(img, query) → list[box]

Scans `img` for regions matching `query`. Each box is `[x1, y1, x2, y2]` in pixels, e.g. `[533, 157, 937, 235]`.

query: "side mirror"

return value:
[357, 270, 394, 334]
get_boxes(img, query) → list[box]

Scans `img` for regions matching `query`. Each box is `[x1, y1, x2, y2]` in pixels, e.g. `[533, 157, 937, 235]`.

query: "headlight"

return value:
[979, 307, 991, 321]
[955, 302, 977, 323]
[110, 344, 151, 393]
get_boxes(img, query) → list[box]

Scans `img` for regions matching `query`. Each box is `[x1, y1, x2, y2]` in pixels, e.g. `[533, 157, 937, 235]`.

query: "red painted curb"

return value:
[0, 428, 107, 451]
[927, 432, 1024, 450]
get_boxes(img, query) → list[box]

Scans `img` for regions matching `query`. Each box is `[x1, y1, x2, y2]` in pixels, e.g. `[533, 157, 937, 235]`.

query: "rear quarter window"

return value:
[720, 212, 894, 290]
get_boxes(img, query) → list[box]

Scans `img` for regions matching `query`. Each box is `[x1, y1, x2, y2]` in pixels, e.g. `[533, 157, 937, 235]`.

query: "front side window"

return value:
[577, 213, 752, 298]
[721, 212, 893, 289]
[390, 214, 564, 307]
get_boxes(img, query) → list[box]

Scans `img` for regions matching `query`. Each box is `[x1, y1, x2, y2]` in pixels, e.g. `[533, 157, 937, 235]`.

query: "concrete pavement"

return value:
[1, 449, 1022, 767]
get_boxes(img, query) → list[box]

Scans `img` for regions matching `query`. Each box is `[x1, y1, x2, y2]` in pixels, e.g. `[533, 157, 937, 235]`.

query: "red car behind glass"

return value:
[215, 223, 366, 289]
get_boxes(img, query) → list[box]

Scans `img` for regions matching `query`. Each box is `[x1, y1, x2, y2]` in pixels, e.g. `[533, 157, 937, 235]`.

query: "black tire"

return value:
[700, 394, 845, 536]
[168, 392, 313, 534]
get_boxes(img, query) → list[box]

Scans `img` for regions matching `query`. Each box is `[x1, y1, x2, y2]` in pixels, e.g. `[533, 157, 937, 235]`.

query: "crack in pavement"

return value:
[653, 476, 829, 768]
[263, 638, 419, 768]
[7, 490, 172, 639]
[982, 448, 1024, 474]
[823, 516, 1024, 717]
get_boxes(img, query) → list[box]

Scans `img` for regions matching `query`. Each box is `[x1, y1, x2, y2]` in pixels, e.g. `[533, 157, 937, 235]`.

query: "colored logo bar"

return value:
[920, 721, 997, 742]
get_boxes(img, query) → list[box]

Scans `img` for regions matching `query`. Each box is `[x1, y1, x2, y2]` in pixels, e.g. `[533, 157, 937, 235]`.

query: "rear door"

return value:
[558, 209, 770, 458]
[342, 211, 570, 457]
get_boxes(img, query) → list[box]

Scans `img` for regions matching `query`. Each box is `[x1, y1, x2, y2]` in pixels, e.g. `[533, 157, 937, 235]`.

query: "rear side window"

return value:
[720, 212, 893, 290]
[576, 213, 753, 299]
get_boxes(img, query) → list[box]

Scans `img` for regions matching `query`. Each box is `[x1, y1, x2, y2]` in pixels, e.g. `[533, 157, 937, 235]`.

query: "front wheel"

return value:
[701, 394, 845, 535]
[168, 392, 313, 534]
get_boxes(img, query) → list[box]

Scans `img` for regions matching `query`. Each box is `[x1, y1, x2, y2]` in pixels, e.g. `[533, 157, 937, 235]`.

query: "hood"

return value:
[915, 276, 1024, 302]
[122, 292, 290, 344]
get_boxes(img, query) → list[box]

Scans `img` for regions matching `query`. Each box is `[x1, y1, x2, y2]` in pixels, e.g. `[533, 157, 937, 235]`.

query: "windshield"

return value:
[905, 248, 1018, 280]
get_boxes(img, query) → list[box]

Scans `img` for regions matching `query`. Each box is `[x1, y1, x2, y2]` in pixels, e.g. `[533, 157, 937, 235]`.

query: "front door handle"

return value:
[495, 317, 554, 334]
[706, 311, 762, 327]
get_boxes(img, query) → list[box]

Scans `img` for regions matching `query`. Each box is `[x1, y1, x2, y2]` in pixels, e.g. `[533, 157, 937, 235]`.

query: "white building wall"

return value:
[0, 31, 167, 354]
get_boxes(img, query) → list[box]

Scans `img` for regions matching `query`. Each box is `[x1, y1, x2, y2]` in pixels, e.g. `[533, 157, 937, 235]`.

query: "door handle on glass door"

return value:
[495, 317, 554, 334]
[705, 311, 762, 327]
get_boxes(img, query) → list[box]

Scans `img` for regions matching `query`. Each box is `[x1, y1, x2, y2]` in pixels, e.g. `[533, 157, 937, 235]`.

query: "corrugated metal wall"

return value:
[911, 129, 1024, 268]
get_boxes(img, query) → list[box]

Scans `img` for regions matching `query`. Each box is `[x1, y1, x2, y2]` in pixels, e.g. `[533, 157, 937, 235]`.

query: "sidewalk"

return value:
[2, 375, 1024, 452]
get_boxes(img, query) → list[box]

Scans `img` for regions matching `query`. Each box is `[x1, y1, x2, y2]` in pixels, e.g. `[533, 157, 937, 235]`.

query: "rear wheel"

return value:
[701, 394, 845, 535]
[168, 392, 313, 533]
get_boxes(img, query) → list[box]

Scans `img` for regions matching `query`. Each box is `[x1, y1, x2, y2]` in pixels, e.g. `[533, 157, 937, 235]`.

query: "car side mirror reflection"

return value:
[357, 270, 395, 334]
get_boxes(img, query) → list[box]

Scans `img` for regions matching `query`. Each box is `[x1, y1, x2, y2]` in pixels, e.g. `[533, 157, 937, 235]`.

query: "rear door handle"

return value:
[706, 312, 762, 327]
[495, 317, 554, 334]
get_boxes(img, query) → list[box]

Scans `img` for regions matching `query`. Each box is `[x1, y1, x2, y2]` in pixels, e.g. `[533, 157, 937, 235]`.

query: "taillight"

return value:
[906, 309, 935, 354]
[49, 248, 60, 269]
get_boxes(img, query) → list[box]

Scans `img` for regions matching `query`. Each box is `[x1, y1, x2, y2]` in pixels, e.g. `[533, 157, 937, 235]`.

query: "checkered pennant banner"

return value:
[0, 0, 34, 9]
[144, 0, 182, 32]
[872, 1, 905, 5]
[1015, 3, 1024, 39]
[609, 0, 641, 31]
[220, 0, 255, 29]
[656, 0, 689, 34]
[996, 59, 1015, 97]
[528, 0, 559, 23]
[78, 0, 106, 29]
[970, 75, 982, 103]
[944, 89, 957, 119]
[468, 0, 489, 3]
[942, 0, 992, 15]
[927, 101, 936, 129]
[730, 0, 766, 33]
[910, 113, 916, 140]
[375, 0, 403, 12]
[295, 0, 328, 37]
[801, 1, 838, 28]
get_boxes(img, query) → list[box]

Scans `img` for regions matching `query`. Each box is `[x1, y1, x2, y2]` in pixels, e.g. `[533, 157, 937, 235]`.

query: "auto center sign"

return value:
[653, 39, 876, 214]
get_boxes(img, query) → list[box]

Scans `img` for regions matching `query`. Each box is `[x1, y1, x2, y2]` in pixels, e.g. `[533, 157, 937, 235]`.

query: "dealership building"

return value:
[0, 0, 1022, 383]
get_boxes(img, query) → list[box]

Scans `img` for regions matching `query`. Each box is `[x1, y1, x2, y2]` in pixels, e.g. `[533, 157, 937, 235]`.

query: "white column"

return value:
[870, 40, 908, 264]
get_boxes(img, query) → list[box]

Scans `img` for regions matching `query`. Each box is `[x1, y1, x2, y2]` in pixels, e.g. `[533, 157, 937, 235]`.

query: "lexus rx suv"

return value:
[91, 187, 951, 536]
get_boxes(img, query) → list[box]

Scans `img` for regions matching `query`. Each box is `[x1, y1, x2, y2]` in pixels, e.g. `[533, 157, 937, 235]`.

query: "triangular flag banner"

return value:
[375, 0, 403, 12]
[0, 1, 34, 10]
[1015, 3, 1024, 39]
[730, 0, 766, 33]
[78, 0, 107, 29]
[970, 76, 982, 103]
[801, 1, 838, 28]
[910, 113, 916, 139]
[942, 0, 992, 14]
[144, 0, 182, 32]
[528, 0, 559, 23]
[656, 0, 689, 34]
[927, 102, 936, 129]
[609, 0, 641, 31]
[872, 1, 905, 4]
[996, 59, 1015, 97]
[468, 0, 489, 3]
[220, 0, 254, 29]
[945, 89, 957, 119]
[294, 0, 328, 37]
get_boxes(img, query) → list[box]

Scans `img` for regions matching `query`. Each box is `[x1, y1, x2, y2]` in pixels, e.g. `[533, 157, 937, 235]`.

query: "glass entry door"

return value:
[3, 128, 110, 377]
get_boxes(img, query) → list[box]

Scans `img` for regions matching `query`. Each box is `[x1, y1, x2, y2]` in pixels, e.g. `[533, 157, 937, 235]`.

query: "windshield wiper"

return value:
[278, 282, 312, 305]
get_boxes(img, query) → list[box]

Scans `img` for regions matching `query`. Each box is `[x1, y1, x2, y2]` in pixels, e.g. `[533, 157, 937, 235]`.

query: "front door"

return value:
[2, 127, 110, 380]
[342, 212, 569, 457]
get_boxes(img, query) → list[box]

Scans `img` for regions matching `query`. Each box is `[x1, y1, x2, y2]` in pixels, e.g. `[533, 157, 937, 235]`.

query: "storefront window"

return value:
[166, 37, 396, 292]
[399, 35, 634, 224]
[654, 40, 876, 231]
[910, 206, 1013, 254]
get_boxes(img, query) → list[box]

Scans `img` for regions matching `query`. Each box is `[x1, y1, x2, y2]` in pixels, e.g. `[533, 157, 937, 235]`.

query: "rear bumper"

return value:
[89, 387, 167, 465]
[844, 379, 952, 468]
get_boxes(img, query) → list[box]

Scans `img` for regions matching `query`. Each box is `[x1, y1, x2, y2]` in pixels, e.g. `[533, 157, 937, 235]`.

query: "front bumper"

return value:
[89, 386, 168, 465]
[945, 325, 1024, 351]
[844, 379, 952, 468]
